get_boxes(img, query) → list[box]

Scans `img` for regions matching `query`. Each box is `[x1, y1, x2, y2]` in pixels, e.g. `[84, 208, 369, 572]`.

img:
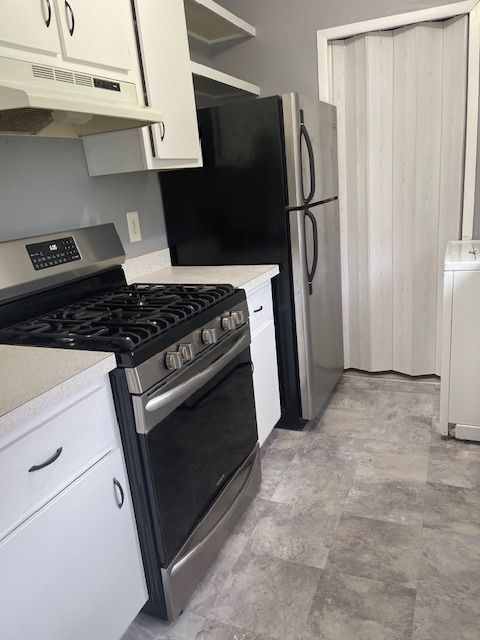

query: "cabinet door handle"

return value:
[28, 447, 63, 472]
[65, 1, 75, 35]
[113, 477, 125, 509]
[253, 306, 263, 313]
[159, 121, 166, 141]
[42, 0, 52, 27]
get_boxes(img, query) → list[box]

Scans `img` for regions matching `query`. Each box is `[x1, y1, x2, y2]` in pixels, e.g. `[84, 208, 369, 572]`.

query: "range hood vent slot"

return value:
[74, 73, 93, 88]
[32, 64, 54, 81]
[33, 64, 96, 89]
[54, 68, 74, 84]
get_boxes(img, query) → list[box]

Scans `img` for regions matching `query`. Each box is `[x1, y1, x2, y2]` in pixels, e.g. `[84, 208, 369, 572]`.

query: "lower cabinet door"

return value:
[0, 449, 147, 640]
[251, 321, 281, 446]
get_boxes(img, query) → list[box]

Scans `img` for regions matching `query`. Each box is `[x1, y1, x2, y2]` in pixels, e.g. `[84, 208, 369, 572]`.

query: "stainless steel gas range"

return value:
[0, 224, 261, 621]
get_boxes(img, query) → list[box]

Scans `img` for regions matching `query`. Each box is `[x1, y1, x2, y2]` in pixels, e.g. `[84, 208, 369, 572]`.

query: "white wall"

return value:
[0, 136, 166, 257]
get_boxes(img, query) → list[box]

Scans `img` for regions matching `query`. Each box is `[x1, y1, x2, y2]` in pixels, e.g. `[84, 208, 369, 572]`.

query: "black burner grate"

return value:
[1, 283, 235, 352]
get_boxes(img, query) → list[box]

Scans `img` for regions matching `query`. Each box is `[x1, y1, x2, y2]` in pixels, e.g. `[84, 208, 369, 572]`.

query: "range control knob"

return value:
[231, 310, 245, 326]
[178, 343, 195, 361]
[165, 351, 183, 371]
[201, 327, 218, 345]
[221, 314, 236, 331]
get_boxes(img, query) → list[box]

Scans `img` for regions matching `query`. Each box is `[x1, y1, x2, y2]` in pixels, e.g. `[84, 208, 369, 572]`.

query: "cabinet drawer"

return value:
[247, 283, 274, 335]
[0, 386, 117, 540]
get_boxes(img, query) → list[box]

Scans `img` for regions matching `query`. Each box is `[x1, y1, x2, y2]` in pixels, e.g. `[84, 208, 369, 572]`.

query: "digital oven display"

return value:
[26, 236, 81, 271]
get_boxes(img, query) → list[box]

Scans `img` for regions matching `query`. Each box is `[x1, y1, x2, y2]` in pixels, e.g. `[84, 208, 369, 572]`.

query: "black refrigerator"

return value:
[160, 92, 344, 429]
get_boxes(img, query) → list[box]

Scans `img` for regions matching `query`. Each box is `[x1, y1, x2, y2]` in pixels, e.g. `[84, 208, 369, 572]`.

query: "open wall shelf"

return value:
[184, 0, 255, 45]
[191, 61, 259, 99]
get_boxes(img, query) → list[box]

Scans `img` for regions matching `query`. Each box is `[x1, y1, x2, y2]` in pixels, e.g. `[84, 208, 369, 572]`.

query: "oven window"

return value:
[142, 347, 257, 565]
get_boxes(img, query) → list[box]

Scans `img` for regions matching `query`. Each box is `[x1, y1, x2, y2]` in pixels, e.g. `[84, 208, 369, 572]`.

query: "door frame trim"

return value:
[317, 0, 480, 242]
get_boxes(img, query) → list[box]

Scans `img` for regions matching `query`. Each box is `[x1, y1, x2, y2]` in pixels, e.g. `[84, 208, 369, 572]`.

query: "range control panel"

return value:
[26, 236, 81, 271]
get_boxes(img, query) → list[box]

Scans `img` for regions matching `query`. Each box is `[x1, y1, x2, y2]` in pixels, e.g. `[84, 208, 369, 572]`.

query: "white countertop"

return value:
[0, 346, 116, 438]
[132, 264, 280, 292]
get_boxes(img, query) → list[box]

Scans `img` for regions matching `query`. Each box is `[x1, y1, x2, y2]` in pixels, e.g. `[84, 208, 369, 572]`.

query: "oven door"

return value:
[132, 326, 258, 566]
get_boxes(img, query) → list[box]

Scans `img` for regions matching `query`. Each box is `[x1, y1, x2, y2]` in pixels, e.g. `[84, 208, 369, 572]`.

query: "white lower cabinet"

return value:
[246, 281, 281, 446]
[0, 375, 147, 640]
[0, 448, 147, 640]
[251, 320, 281, 446]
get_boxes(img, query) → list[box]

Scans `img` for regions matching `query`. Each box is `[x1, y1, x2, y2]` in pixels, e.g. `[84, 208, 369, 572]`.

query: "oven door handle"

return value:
[145, 329, 250, 415]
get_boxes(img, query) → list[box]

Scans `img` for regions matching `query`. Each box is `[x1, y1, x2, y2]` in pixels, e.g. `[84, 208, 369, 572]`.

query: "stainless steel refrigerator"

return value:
[160, 92, 344, 429]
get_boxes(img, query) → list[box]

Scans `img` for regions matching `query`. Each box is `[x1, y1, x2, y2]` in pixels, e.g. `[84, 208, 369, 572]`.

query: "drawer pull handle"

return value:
[254, 306, 263, 313]
[113, 477, 125, 509]
[28, 447, 63, 472]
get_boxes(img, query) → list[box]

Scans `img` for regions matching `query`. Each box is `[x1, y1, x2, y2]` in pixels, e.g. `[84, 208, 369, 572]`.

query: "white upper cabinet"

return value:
[83, 0, 259, 174]
[84, 0, 202, 174]
[0, 0, 61, 56]
[134, 0, 200, 160]
[54, 0, 132, 72]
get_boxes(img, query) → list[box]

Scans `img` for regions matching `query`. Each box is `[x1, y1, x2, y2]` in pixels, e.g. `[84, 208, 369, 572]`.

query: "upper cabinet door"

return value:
[0, 0, 61, 56]
[134, 0, 201, 160]
[54, 0, 132, 72]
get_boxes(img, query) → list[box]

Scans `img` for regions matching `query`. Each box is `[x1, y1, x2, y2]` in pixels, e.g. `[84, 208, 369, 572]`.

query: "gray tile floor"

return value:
[121, 372, 480, 640]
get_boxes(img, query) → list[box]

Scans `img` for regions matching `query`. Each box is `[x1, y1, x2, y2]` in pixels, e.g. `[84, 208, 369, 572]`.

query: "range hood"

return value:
[0, 57, 162, 138]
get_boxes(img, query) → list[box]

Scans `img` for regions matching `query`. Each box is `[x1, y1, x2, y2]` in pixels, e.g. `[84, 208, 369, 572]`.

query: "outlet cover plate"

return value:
[127, 211, 141, 242]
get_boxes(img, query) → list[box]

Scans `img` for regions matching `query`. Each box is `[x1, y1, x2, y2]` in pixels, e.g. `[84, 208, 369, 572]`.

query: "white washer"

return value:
[440, 240, 480, 441]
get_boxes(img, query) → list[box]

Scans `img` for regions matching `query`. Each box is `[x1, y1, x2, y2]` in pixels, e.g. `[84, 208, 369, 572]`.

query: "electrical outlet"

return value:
[126, 211, 142, 242]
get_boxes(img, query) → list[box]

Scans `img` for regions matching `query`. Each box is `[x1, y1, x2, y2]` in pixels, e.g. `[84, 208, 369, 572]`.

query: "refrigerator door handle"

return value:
[304, 208, 319, 295]
[300, 122, 316, 205]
